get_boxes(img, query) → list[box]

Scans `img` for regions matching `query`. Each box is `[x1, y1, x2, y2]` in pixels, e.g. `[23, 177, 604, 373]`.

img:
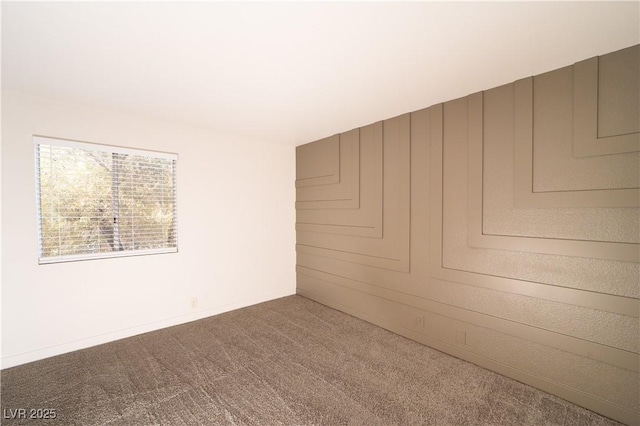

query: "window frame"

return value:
[34, 135, 178, 264]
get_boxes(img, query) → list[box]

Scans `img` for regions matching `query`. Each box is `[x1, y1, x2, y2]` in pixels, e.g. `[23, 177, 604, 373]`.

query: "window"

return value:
[34, 136, 178, 264]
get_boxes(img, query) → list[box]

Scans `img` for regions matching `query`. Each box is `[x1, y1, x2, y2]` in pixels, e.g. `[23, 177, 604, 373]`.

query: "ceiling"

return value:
[2, 1, 638, 147]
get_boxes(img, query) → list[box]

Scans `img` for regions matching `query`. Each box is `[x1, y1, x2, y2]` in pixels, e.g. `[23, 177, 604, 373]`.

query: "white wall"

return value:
[1, 91, 296, 368]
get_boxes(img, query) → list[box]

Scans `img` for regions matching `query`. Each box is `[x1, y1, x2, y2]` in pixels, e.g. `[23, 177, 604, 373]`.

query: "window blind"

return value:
[34, 136, 178, 264]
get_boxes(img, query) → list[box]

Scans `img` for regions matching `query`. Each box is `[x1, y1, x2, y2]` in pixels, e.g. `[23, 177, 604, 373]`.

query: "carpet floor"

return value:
[1, 295, 622, 425]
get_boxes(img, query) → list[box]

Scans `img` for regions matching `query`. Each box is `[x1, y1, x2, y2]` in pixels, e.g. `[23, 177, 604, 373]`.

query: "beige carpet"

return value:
[1, 295, 621, 425]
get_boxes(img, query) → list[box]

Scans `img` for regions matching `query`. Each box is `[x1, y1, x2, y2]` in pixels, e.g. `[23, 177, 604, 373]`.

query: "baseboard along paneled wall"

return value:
[295, 45, 639, 425]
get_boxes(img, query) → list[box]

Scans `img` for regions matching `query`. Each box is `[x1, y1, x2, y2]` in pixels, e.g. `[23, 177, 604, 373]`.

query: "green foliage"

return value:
[38, 146, 176, 258]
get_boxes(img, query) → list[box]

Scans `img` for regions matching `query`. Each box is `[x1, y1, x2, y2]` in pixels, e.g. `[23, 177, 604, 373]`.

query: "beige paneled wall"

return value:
[295, 45, 639, 424]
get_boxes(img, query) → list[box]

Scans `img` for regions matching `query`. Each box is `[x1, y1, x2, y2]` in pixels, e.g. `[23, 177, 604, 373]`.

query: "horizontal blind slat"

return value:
[35, 136, 178, 263]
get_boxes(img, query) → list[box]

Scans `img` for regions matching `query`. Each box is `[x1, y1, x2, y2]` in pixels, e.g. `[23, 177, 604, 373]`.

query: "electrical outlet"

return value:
[190, 297, 198, 309]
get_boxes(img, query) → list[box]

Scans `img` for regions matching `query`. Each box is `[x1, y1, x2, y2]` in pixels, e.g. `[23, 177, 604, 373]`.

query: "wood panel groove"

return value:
[297, 125, 381, 237]
[467, 85, 640, 259]
[576, 45, 640, 156]
[296, 45, 640, 424]
[296, 129, 360, 209]
[298, 266, 639, 367]
[297, 286, 640, 426]
[298, 251, 639, 319]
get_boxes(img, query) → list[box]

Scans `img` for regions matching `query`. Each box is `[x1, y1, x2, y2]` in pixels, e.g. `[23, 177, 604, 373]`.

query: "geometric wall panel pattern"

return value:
[297, 116, 411, 271]
[296, 45, 639, 424]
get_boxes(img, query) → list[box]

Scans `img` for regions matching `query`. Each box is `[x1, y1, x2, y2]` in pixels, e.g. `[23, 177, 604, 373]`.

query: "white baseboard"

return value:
[1, 287, 295, 370]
